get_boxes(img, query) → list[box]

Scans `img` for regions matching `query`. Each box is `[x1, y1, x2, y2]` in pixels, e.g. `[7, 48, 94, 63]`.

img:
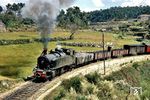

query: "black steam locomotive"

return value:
[29, 44, 150, 81]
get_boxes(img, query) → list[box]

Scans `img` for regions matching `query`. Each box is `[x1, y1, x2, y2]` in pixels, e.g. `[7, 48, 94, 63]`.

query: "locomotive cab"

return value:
[50, 48, 75, 55]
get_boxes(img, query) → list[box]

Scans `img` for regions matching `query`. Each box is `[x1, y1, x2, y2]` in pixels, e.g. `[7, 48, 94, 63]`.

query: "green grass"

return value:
[0, 31, 70, 40]
[0, 32, 38, 40]
[0, 30, 140, 79]
[0, 42, 58, 78]
[62, 31, 139, 48]
[0, 31, 139, 46]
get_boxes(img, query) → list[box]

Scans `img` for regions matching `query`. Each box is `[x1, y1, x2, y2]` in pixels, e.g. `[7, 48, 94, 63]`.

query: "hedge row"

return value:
[0, 39, 33, 45]
[34, 37, 70, 42]
[60, 42, 103, 47]
[0, 37, 71, 45]
[0, 38, 113, 48]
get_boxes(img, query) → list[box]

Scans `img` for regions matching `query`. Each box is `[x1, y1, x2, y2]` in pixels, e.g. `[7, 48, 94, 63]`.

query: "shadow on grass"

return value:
[0, 67, 20, 78]
[0, 63, 34, 78]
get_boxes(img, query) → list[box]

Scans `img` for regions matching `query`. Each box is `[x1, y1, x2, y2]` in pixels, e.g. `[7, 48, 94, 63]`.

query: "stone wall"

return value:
[0, 20, 6, 33]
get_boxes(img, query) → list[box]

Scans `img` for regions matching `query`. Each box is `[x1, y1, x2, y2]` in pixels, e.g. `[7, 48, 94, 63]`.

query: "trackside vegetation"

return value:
[44, 60, 150, 100]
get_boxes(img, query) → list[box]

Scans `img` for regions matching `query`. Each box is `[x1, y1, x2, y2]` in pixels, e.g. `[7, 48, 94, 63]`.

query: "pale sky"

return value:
[0, 0, 150, 12]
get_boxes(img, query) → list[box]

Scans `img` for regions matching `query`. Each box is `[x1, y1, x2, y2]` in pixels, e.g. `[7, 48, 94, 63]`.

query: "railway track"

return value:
[1, 82, 49, 100]
[0, 55, 150, 100]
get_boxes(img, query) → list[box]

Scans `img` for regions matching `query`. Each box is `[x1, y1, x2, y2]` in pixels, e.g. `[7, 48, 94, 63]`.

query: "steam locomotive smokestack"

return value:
[43, 48, 48, 55]
[22, 0, 75, 49]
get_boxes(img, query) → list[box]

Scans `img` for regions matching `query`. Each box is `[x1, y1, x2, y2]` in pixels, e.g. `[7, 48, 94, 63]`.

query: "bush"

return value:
[76, 95, 87, 100]
[0, 39, 33, 45]
[132, 62, 140, 70]
[85, 72, 101, 84]
[61, 76, 82, 93]
[0, 67, 20, 78]
[86, 86, 94, 94]
[141, 89, 150, 99]
[114, 80, 130, 93]
[54, 89, 65, 100]
[34, 37, 70, 42]
[61, 80, 70, 91]
[97, 81, 114, 100]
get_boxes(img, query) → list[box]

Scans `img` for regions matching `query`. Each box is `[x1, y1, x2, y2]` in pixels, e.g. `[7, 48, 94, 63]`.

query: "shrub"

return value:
[141, 90, 150, 100]
[87, 86, 94, 94]
[0, 67, 20, 78]
[85, 72, 101, 84]
[97, 81, 114, 100]
[130, 60, 133, 63]
[54, 89, 65, 100]
[0, 39, 33, 45]
[61, 80, 70, 91]
[76, 95, 87, 100]
[132, 62, 140, 70]
[61, 76, 82, 93]
[114, 80, 130, 93]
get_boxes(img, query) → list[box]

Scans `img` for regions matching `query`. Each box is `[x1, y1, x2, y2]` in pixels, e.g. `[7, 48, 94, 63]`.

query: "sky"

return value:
[1, 0, 150, 12]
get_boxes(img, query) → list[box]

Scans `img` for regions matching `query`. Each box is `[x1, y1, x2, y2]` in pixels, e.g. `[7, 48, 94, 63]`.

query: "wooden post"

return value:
[102, 29, 106, 75]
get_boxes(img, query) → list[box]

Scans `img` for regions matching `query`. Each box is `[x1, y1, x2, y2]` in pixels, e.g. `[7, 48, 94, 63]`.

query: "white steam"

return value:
[22, 0, 74, 49]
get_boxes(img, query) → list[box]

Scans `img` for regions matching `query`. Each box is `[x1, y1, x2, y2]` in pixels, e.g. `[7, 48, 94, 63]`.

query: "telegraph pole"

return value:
[102, 29, 106, 75]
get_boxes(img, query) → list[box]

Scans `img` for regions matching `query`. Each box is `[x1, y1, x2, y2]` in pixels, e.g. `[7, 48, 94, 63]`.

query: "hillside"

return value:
[88, 6, 150, 22]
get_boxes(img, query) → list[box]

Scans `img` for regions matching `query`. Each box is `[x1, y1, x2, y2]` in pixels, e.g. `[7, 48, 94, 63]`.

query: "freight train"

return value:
[28, 44, 150, 81]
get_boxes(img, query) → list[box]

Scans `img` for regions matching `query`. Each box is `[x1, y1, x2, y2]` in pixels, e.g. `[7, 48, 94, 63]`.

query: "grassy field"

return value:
[0, 30, 139, 80]
[0, 31, 70, 40]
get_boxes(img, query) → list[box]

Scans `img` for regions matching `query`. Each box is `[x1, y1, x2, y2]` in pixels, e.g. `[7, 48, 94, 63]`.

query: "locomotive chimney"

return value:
[42, 48, 48, 55]
[107, 46, 112, 51]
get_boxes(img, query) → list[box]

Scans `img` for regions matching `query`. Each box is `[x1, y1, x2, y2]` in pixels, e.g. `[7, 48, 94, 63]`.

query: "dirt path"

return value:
[0, 55, 150, 100]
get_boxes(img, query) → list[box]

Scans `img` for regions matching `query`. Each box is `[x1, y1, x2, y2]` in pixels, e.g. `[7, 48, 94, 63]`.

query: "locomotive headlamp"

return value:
[43, 71, 46, 74]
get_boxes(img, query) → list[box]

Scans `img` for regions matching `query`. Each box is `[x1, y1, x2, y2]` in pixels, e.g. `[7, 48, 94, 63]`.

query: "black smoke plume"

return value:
[22, 0, 74, 49]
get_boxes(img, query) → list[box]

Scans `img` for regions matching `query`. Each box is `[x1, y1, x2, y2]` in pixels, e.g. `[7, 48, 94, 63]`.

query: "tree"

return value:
[22, 18, 34, 25]
[57, 6, 88, 39]
[57, 10, 66, 28]
[68, 24, 78, 39]
[17, 3, 25, 16]
[0, 3, 33, 30]
[11, 3, 19, 12]
[65, 7, 82, 39]
[6, 3, 12, 11]
[0, 6, 3, 13]
[87, 6, 150, 22]
[6, 3, 25, 16]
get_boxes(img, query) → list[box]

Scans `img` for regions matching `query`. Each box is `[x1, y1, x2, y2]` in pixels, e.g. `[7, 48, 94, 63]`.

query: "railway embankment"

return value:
[45, 56, 150, 100]
[34, 55, 150, 100]
[0, 55, 150, 100]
